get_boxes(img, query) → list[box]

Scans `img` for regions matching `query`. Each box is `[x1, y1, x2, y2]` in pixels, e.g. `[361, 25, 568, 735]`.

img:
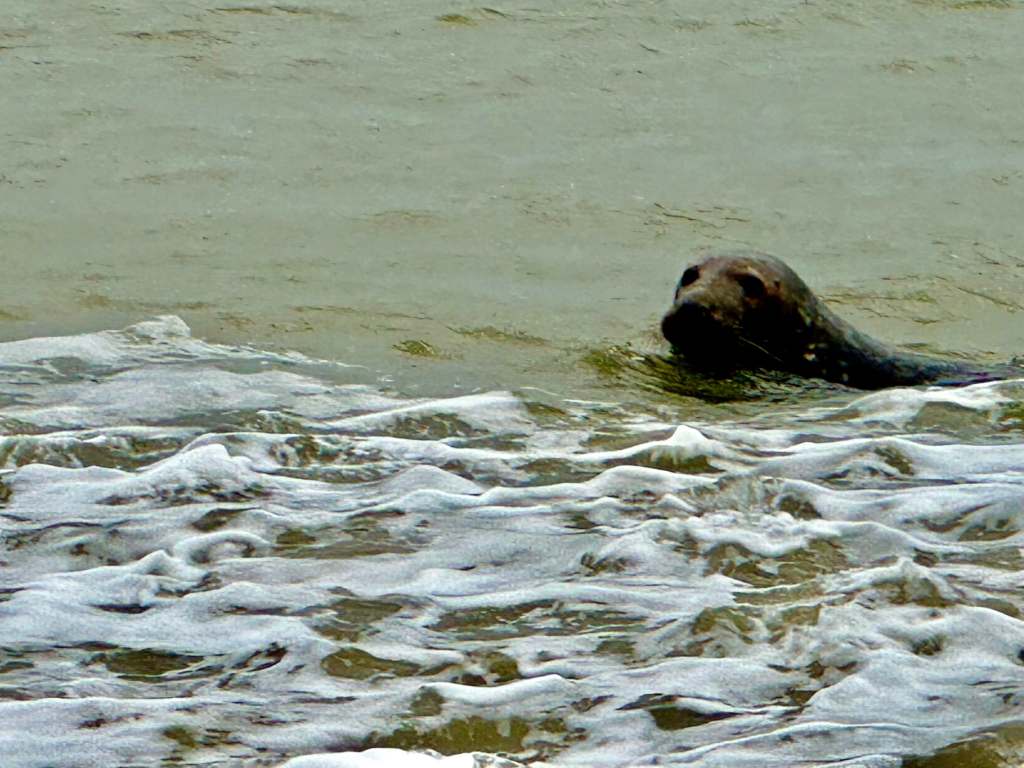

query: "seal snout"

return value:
[660, 306, 681, 346]
[661, 299, 710, 347]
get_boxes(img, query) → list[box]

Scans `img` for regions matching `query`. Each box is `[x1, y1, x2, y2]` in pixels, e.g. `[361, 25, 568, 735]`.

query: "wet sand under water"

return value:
[3, 0, 1024, 397]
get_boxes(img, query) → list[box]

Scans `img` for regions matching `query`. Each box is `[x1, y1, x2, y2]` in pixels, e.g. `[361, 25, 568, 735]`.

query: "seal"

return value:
[661, 250, 1000, 389]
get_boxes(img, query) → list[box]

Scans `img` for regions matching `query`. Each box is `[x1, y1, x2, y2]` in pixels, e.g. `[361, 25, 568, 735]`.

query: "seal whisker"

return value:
[734, 334, 785, 366]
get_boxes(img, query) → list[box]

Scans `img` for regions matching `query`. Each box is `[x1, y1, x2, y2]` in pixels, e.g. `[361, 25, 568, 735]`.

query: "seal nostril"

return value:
[676, 301, 705, 323]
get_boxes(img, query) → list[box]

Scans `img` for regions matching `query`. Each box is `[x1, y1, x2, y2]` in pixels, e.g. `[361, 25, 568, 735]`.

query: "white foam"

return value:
[2, 321, 1024, 768]
[329, 392, 535, 436]
[426, 674, 575, 707]
[280, 750, 526, 768]
[840, 379, 1022, 425]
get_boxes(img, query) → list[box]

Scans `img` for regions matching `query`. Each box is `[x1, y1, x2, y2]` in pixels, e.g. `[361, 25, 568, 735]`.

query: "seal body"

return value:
[661, 250, 996, 389]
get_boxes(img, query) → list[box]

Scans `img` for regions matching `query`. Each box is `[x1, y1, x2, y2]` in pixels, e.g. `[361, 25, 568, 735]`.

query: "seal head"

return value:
[662, 250, 993, 389]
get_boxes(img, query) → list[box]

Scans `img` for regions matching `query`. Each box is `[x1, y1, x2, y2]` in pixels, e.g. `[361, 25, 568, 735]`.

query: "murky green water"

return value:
[4, 0, 1023, 397]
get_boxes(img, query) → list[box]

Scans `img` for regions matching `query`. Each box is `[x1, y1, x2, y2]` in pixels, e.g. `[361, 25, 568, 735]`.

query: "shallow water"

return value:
[5, 0, 1024, 397]
[5, 5, 1024, 764]
[3, 317, 1024, 767]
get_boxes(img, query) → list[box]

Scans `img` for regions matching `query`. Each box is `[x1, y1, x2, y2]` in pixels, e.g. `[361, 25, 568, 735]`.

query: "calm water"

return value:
[2, 317, 1024, 767]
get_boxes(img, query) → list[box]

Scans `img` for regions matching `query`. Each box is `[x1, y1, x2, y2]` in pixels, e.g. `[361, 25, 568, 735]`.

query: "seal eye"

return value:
[738, 273, 766, 299]
[679, 267, 699, 288]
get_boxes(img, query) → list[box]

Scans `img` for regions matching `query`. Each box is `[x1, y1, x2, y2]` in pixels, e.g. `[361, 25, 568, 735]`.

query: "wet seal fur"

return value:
[661, 250, 1005, 390]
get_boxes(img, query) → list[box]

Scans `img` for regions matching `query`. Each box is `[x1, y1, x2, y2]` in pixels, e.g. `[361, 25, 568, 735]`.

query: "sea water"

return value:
[2, 317, 1024, 767]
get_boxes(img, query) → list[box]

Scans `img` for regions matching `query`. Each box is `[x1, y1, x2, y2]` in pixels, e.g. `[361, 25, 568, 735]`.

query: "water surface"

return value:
[4, 0, 1024, 395]
[2, 318, 1024, 767]
[4, 1, 1024, 765]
